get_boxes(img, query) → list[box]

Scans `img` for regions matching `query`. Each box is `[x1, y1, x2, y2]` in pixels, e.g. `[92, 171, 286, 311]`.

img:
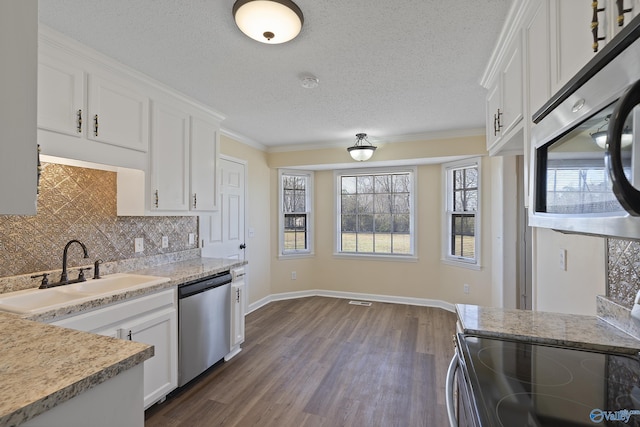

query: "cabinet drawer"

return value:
[51, 288, 176, 332]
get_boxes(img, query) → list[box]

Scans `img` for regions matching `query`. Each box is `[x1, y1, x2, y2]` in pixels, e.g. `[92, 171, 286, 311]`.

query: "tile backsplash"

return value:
[0, 162, 197, 279]
[607, 238, 640, 308]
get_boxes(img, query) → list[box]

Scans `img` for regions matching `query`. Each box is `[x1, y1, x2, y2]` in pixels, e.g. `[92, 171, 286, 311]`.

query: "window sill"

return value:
[440, 257, 482, 270]
[278, 252, 315, 260]
[333, 253, 418, 262]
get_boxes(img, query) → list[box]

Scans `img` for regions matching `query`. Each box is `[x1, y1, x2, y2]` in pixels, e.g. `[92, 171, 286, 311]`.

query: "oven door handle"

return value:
[606, 78, 640, 215]
[445, 353, 459, 427]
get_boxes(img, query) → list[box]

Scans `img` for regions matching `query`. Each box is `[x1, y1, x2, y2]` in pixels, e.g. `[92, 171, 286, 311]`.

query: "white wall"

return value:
[532, 227, 605, 315]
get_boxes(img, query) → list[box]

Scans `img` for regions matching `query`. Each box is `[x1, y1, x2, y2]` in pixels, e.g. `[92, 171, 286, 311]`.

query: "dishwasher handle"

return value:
[178, 272, 232, 299]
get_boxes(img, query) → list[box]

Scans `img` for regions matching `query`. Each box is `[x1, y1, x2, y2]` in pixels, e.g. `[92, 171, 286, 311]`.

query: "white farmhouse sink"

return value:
[61, 273, 170, 295]
[0, 274, 170, 314]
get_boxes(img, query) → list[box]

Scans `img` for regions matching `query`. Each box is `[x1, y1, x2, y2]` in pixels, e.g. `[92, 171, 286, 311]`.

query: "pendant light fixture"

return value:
[590, 115, 633, 148]
[232, 0, 304, 44]
[348, 133, 377, 161]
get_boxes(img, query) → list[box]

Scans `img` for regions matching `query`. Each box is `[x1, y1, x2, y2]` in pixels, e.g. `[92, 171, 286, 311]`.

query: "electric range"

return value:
[455, 334, 640, 426]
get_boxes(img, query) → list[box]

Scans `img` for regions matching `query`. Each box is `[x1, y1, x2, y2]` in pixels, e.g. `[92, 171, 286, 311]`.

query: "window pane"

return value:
[341, 232, 357, 252]
[453, 190, 464, 211]
[451, 214, 475, 258]
[375, 234, 392, 253]
[342, 215, 357, 232]
[294, 189, 306, 212]
[374, 194, 391, 213]
[283, 189, 294, 212]
[358, 214, 374, 232]
[342, 176, 357, 195]
[375, 175, 391, 193]
[466, 189, 478, 211]
[392, 174, 410, 193]
[357, 176, 374, 193]
[356, 233, 373, 252]
[393, 214, 410, 233]
[392, 234, 411, 254]
[465, 168, 477, 188]
[374, 214, 391, 232]
[357, 194, 373, 214]
[342, 195, 357, 214]
[393, 194, 410, 213]
[284, 214, 307, 251]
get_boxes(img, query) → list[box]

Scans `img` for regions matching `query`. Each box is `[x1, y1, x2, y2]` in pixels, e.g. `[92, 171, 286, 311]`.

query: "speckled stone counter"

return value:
[0, 311, 152, 427]
[456, 304, 640, 355]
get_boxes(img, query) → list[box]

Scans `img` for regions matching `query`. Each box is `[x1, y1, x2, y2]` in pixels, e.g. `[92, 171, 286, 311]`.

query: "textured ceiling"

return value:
[38, 0, 511, 149]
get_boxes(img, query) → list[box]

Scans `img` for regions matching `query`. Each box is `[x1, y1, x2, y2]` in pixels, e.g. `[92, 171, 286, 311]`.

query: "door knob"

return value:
[239, 243, 246, 249]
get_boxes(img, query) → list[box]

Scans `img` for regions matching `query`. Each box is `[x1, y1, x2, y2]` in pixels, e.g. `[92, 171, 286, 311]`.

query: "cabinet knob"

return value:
[154, 190, 159, 208]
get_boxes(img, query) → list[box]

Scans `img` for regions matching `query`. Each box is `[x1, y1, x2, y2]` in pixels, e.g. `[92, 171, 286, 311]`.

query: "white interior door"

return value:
[200, 157, 246, 260]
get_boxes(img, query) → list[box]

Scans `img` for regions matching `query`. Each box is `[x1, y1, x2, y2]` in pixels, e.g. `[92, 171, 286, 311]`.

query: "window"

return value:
[279, 170, 313, 257]
[444, 159, 480, 267]
[336, 168, 416, 257]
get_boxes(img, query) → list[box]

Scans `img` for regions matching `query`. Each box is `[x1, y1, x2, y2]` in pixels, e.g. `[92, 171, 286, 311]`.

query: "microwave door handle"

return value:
[606, 79, 640, 216]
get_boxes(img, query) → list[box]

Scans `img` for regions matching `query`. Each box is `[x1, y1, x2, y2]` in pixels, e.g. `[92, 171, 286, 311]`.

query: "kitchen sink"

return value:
[0, 274, 170, 314]
[61, 273, 170, 295]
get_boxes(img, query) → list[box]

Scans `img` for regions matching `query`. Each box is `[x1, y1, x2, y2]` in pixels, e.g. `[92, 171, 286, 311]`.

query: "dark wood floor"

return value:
[145, 296, 457, 427]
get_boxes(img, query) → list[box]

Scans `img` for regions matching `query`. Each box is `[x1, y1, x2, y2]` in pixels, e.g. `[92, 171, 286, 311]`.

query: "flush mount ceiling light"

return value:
[591, 116, 633, 148]
[348, 133, 377, 161]
[232, 0, 304, 44]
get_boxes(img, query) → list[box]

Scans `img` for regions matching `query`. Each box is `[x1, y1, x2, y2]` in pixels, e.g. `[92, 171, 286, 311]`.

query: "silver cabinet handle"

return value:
[77, 109, 82, 133]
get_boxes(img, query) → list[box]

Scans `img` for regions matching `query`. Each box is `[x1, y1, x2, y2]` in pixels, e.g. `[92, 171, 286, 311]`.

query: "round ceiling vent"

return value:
[300, 75, 319, 89]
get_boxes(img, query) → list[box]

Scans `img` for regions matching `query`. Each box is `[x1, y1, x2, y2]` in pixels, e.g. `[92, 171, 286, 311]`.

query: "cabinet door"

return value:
[526, 0, 551, 116]
[87, 74, 149, 152]
[38, 54, 85, 138]
[550, 0, 603, 92]
[500, 34, 523, 136]
[121, 309, 177, 409]
[0, 0, 38, 215]
[485, 83, 502, 150]
[230, 281, 245, 348]
[150, 102, 190, 211]
[608, 0, 640, 38]
[190, 115, 219, 212]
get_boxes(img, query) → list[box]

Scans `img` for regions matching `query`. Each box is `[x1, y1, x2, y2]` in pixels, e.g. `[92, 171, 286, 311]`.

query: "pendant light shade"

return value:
[233, 0, 304, 44]
[591, 129, 633, 149]
[348, 133, 377, 161]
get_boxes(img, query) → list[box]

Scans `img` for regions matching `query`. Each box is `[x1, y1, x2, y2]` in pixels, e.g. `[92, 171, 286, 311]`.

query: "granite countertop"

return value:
[0, 311, 152, 427]
[456, 304, 640, 355]
[26, 257, 245, 323]
[1, 256, 245, 426]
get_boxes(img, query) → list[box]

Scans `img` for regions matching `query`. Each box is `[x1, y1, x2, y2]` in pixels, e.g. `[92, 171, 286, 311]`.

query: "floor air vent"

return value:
[349, 300, 372, 307]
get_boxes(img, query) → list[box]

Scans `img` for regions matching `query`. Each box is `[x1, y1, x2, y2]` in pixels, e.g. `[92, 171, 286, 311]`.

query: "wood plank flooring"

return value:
[145, 296, 457, 427]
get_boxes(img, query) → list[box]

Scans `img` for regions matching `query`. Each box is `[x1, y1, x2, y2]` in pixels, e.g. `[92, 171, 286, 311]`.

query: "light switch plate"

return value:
[161, 236, 169, 248]
[188, 233, 195, 245]
[134, 237, 144, 253]
[632, 290, 640, 321]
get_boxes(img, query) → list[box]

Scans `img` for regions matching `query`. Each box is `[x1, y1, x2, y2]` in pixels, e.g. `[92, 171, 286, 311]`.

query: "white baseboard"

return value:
[247, 289, 456, 315]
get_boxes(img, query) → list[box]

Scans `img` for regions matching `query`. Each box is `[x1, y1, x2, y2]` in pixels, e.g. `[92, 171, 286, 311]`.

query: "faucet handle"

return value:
[77, 267, 92, 282]
[93, 259, 103, 279]
[31, 273, 50, 289]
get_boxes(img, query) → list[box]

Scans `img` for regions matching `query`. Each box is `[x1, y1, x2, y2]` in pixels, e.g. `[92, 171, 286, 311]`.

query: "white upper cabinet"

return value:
[525, 0, 551, 116]
[483, 33, 524, 155]
[190, 115, 220, 212]
[87, 74, 149, 152]
[37, 54, 85, 138]
[150, 101, 190, 212]
[0, 0, 38, 215]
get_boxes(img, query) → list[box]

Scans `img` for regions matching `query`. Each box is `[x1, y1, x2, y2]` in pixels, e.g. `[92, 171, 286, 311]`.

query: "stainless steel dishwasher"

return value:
[178, 271, 232, 387]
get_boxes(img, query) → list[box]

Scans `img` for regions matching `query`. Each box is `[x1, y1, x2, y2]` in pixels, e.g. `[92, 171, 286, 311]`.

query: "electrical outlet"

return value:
[463, 283, 470, 294]
[161, 236, 169, 248]
[559, 249, 567, 271]
[632, 291, 640, 320]
[188, 233, 195, 245]
[134, 237, 144, 253]
[291, 271, 297, 280]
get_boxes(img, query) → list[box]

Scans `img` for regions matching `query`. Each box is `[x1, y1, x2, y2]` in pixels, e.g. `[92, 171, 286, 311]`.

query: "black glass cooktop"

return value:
[459, 335, 640, 427]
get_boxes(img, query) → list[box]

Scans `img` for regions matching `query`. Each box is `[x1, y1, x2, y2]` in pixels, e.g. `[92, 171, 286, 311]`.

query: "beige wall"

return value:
[268, 135, 495, 306]
[533, 227, 606, 315]
[219, 135, 272, 305]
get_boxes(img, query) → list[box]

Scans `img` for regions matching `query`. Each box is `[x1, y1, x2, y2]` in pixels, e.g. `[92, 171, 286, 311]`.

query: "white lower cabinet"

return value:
[51, 288, 178, 409]
[230, 281, 245, 350]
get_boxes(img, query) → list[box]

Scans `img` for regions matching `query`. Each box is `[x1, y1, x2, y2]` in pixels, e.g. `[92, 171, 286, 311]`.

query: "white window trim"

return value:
[278, 169, 314, 258]
[333, 166, 417, 259]
[442, 157, 481, 270]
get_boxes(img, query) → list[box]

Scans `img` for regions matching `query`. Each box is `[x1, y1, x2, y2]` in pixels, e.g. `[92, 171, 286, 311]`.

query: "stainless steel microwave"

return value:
[529, 16, 640, 239]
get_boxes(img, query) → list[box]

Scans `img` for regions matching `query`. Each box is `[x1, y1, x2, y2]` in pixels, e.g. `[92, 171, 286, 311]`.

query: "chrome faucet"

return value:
[59, 239, 89, 284]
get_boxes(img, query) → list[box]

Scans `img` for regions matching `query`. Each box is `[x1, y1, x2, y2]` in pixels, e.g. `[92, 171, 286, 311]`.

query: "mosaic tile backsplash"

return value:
[607, 238, 640, 308]
[0, 163, 197, 279]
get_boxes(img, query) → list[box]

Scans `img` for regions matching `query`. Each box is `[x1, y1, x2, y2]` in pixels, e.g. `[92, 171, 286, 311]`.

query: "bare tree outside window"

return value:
[448, 165, 478, 261]
[281, 173, 311, 253]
